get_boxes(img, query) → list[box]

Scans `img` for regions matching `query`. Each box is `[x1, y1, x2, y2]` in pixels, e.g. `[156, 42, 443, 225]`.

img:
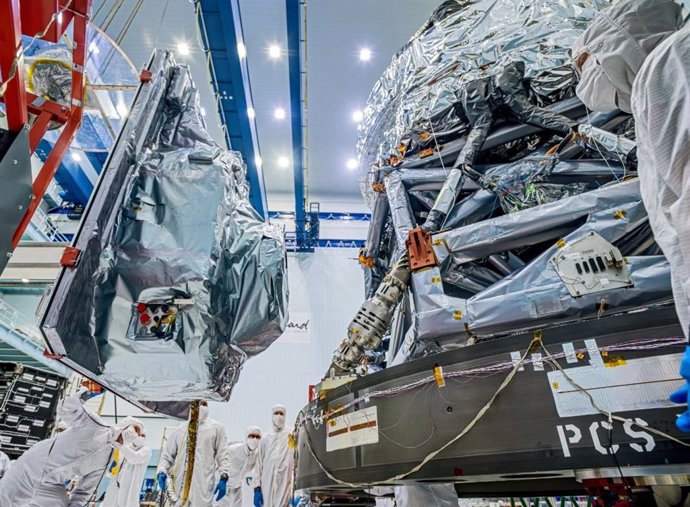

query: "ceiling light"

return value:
[116, 102, 128, 119]
[359, 48, 372, 62]
[278, 156, 290, 168]
[352, 110, 363, 123]
[268, 44, 281, 59]
[88, 42, 100, 54]
[255, 156, 263, 168]
[71, 152, 81, 162]
[347, 158, 358, 170]
[274, 107, 286, 120]
[200, 107, 207, 117]
[21, 278, 29, 284]
[247, 107, 256, 119]
[237, 42, 247, 59]
[177, 42, 190, 56]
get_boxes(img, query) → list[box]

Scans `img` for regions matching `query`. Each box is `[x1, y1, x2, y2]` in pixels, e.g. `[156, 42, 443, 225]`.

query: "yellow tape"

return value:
[433, 365, 446, 388]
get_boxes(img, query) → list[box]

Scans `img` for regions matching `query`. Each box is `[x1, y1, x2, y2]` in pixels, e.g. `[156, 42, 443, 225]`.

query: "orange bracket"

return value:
[60, 246, 81, 267]
[406, 227, 436, 271]
[139, 69, 152, 83]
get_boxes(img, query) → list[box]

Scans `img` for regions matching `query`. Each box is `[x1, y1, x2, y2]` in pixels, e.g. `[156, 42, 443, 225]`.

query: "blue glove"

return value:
[670, 346, 690, 432]
[214, 477, 228, 501]
[157, 472, 167, 491]
[254, 488, 264, 507]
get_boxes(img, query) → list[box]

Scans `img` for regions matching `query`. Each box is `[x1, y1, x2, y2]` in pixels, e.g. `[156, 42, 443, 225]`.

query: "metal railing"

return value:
[32, 207, 70, 243]
[0, 298, 45, 349]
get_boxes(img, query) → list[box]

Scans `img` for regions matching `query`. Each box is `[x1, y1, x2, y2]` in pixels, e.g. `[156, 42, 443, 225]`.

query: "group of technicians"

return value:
[0, 389, 296, 507]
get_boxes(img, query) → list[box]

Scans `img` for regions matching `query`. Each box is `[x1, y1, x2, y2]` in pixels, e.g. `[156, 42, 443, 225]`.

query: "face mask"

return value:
[273, 414, 286, 429]
[575, 55, 620, 112]
[198, 404, 209, 421]
[122, 426, 138, 444]
[132, 436, 146, 449]
[246, 437, 259, 451]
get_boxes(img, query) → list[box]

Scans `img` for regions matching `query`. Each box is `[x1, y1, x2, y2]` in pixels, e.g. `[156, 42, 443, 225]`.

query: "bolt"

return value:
[12, 160, 17, 165]
[6, 252, 12, 258]
[18, 205, 22, 210]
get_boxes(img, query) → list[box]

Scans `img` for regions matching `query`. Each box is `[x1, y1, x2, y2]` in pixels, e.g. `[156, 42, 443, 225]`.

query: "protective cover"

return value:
[41, 50, 288, 403]
[352, 0, 678, 366]
[357, 0, 609, 206]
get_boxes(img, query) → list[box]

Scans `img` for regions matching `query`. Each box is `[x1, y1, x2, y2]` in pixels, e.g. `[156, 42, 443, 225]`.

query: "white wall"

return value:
[210, 248, 365, 440]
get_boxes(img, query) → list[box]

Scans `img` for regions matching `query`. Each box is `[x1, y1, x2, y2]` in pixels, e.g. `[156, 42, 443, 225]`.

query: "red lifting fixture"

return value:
[406, 227, 437, 271]
[0, 0, 92, 249]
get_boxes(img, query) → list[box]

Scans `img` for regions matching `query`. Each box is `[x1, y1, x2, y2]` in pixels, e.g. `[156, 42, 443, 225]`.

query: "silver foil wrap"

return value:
[357, 0, 609, 207]
[41, 51, 288, 403]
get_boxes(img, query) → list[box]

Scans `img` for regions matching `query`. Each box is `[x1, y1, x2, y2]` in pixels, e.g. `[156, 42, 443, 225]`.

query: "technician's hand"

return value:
[254, 487, 264, 507]
[157, 472, 167, 491]
[670, 346, 690, 432]
[214, 475, 228, 501]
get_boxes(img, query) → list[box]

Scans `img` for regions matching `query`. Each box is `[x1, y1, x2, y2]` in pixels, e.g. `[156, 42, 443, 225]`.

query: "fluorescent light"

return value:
[278, 156, 290, 168]
[177, 42, 190, 56]
[88, 42, 100, 54]
[247, 107, 256, 119]
[359, 48, 372, 61]
[71, 152, 81, 162]
[347, 158, 358, 170]
[21, 278, 29, 284]
[200, 107, 207, 117]
[274, 107, 286, 120]
[352, 110, 363, 123]
[116, 102, 128, 119]
[256, 156, 263, 168]
[237, 42, 247, 59]
[268, 44, 281, 59]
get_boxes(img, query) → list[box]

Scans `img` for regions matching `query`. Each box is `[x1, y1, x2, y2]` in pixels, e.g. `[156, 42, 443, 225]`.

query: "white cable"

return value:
[303, 335, 540, 488]
[538, 339, 690, 449]
[301, 335, 689, 488]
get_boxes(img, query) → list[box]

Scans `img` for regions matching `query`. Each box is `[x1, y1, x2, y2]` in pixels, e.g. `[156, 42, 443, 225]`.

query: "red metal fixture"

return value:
[0, 0, 91, 249]
[406, 227, 437, 271]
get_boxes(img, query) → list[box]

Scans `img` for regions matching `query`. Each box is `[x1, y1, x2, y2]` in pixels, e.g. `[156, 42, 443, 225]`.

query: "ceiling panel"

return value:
[93, 0, 440, 209]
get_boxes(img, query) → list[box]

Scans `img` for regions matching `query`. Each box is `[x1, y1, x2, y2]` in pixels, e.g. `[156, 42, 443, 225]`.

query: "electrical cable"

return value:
[302, 334, 542, 488]
[0, 0, 75, 99]
[298, 335, 688, 489]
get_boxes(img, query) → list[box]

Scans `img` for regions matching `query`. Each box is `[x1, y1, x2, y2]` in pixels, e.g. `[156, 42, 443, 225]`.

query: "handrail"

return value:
[0, 298, 45, 349]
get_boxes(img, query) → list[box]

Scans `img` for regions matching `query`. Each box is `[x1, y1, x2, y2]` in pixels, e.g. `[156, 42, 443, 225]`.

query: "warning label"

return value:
[326, 406, 379, 452]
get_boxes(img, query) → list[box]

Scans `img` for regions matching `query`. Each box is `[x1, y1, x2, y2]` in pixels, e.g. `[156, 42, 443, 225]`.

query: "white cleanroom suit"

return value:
[252, 404, 295, 507]
[102, 433, 152, 507]
[218, 426, 262, 507]
[0, 451, 10, 479]
[394, 484, 459, 507]
[572, 0, 690, 431]
[0, 393, 142, 506]
[157, 405, 232, 506]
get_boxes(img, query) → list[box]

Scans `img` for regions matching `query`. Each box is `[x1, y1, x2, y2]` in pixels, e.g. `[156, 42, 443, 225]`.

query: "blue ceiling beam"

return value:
[286, 0, 308, 247]
[195, 0, 268, 220]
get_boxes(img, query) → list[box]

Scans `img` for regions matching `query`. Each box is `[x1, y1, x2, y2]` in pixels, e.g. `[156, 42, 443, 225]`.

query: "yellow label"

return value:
[431, 276, 441, 283]
[453, 310, 463, 320]
[556, 239, 566, 248]
[288, 433, 296, 449]
[604, 355, 627, 368]
[433, 366, 446, 388]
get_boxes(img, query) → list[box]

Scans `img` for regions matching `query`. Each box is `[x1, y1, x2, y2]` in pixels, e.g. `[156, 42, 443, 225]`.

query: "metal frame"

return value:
[195, 0, 268, 219]
[0, 0, 91, 248]
[296, 305, 690, 497]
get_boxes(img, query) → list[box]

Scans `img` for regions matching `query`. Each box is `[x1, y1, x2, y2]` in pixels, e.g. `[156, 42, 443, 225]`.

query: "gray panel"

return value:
[0, 128, 32, 275]
[296, 306, 690, 495]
